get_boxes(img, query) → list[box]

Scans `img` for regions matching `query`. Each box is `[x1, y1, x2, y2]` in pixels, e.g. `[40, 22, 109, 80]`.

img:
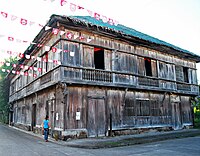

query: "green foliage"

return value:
[0, 57, 18, 123]
[194, 111, 200, 128]
[192, 90, 200, 128]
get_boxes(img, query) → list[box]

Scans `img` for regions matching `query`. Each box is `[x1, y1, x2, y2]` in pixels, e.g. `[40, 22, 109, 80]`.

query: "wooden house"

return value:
[8, 14, 200, 138]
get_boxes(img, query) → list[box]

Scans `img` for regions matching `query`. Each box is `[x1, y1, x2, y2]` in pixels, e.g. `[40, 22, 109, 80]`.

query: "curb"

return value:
[64, 129, 200, 149]
[5, 124, 200, 149]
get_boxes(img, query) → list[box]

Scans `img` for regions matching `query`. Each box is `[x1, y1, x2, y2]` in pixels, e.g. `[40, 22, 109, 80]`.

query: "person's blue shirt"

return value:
[43, 119, 49, 129]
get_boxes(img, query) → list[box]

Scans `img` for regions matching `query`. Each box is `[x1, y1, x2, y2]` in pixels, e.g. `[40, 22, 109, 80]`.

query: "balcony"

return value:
[61, 65, 198, 94]
[9, 65, 199, 103]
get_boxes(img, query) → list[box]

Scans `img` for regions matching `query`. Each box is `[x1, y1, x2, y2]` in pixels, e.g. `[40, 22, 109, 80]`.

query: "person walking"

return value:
[42, 115, 50, 142]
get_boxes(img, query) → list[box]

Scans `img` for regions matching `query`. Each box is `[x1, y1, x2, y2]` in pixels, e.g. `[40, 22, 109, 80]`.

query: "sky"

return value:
[0, 0, 200, 82]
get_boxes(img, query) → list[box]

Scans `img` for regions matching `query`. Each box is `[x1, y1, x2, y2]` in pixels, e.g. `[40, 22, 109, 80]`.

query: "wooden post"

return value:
[109, 113, 112, 136]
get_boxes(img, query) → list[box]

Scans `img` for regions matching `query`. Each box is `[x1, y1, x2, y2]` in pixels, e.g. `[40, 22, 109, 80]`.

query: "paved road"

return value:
[0, 124, 200, 156]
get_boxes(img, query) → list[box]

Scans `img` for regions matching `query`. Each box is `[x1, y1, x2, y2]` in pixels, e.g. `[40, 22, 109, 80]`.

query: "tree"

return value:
[191, 86, 200, 128]
[0, 57, 18, 123]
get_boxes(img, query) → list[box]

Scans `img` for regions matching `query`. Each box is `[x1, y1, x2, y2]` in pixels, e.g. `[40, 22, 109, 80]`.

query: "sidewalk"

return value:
[10, 125, 200, 149]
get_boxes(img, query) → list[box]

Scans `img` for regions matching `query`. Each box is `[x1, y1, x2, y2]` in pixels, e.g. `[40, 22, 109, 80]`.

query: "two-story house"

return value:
[8, 14, 200, 139]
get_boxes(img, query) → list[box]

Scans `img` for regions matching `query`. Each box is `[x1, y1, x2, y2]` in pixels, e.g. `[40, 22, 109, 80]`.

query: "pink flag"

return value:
[19, 53, 24, 58]
[60, 0, 67, 6]
[52, 47, 57, 52]
[38, 68, 42, 72]
[8, 37, 14, 41]
[7, 51, 12, 55]
[20, 18, 28, 25]
[37, 44, 43, 47]
[108, 18, 114, 25]
[38, 24, 44, 27]
[20, 64, 24, 69]
[94, 13, 100, 20]
[24, 72, 28, 76]
[79, 36, 84, 40]
[77, 6, 84, 9]
[53, 60, 58, 64]
[66, 32, 73, 39]
[1, 12, 8, 18]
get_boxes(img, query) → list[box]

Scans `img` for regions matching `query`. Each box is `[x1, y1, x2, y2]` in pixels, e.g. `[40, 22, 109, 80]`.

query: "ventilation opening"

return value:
[94, 47, 104, 70]
[145, 58, 152, 76]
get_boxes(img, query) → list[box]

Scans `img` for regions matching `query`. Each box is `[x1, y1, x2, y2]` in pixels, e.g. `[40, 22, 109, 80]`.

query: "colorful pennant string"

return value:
[0, 1, 119, 29]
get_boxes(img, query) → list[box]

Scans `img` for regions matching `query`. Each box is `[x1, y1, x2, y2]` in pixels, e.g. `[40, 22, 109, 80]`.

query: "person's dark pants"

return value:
[44, 128, 48, 141]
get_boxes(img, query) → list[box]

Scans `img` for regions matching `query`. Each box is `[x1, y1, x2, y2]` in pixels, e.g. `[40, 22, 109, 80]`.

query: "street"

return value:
[0, 124, 200, 156]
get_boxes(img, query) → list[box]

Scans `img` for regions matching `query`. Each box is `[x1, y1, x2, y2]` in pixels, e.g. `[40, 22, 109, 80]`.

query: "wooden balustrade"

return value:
[177, 83, 191, 91]
[138, 77, 159, 87]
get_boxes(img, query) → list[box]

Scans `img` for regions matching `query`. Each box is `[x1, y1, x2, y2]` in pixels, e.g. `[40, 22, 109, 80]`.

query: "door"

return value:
[87, 98, 106, 137]
[31, 104, 36, 131]
[171, 102, 182, 130]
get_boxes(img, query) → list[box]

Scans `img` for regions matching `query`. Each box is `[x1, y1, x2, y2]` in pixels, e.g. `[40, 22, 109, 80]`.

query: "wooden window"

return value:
[150, 100, 160, 116]
[19, 76, 22, 89]
[10, 82, 15, 94]
[136, 100, 150, 116]
[42, 53, 48, 73]
[82, 46, 94, 68]
[63, 42, 80, 66]
[175, 66, 189, 83]
[189, 69, 197, 84]
[124, 98, 135, 116]
[175, 65, 184, 82]
[138, 57, 157, 77]
[22, 106, 26, 116]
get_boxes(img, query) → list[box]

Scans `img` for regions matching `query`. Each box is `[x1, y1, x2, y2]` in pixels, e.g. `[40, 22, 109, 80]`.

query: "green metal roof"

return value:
[72, 16, 198, 58]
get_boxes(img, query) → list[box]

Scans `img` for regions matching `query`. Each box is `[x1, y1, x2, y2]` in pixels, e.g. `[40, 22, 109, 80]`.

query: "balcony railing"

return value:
[64, 67, 112, 83]
[62, 66, 198, 94]
[9, 65, 199, 103]
[138, 77, 159, 87]
[82, 69, 112, 82]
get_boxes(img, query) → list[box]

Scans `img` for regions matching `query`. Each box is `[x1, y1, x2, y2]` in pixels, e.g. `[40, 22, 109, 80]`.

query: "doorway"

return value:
[31, 104, 36, 131]
[87, 98, 106, 137]
[94, 47, 104, 70]
[171, 102, 182, 129]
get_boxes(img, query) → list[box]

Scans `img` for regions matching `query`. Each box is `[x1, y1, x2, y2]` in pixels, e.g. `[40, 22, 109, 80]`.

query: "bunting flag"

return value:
[60, 0, 67, 6]
[0, 11, 44, 27]
[0, 26, 93, 48]
[57, 0, 119, 25]
[1, 67, 38, 78]
[70, 3, 76, 12]
[1, 58, 61, 76]
[1, 2, 119, 32]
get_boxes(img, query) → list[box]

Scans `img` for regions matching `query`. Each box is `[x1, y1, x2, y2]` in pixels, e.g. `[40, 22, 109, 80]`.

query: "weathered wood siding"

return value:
[9, 23, 199, 138]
